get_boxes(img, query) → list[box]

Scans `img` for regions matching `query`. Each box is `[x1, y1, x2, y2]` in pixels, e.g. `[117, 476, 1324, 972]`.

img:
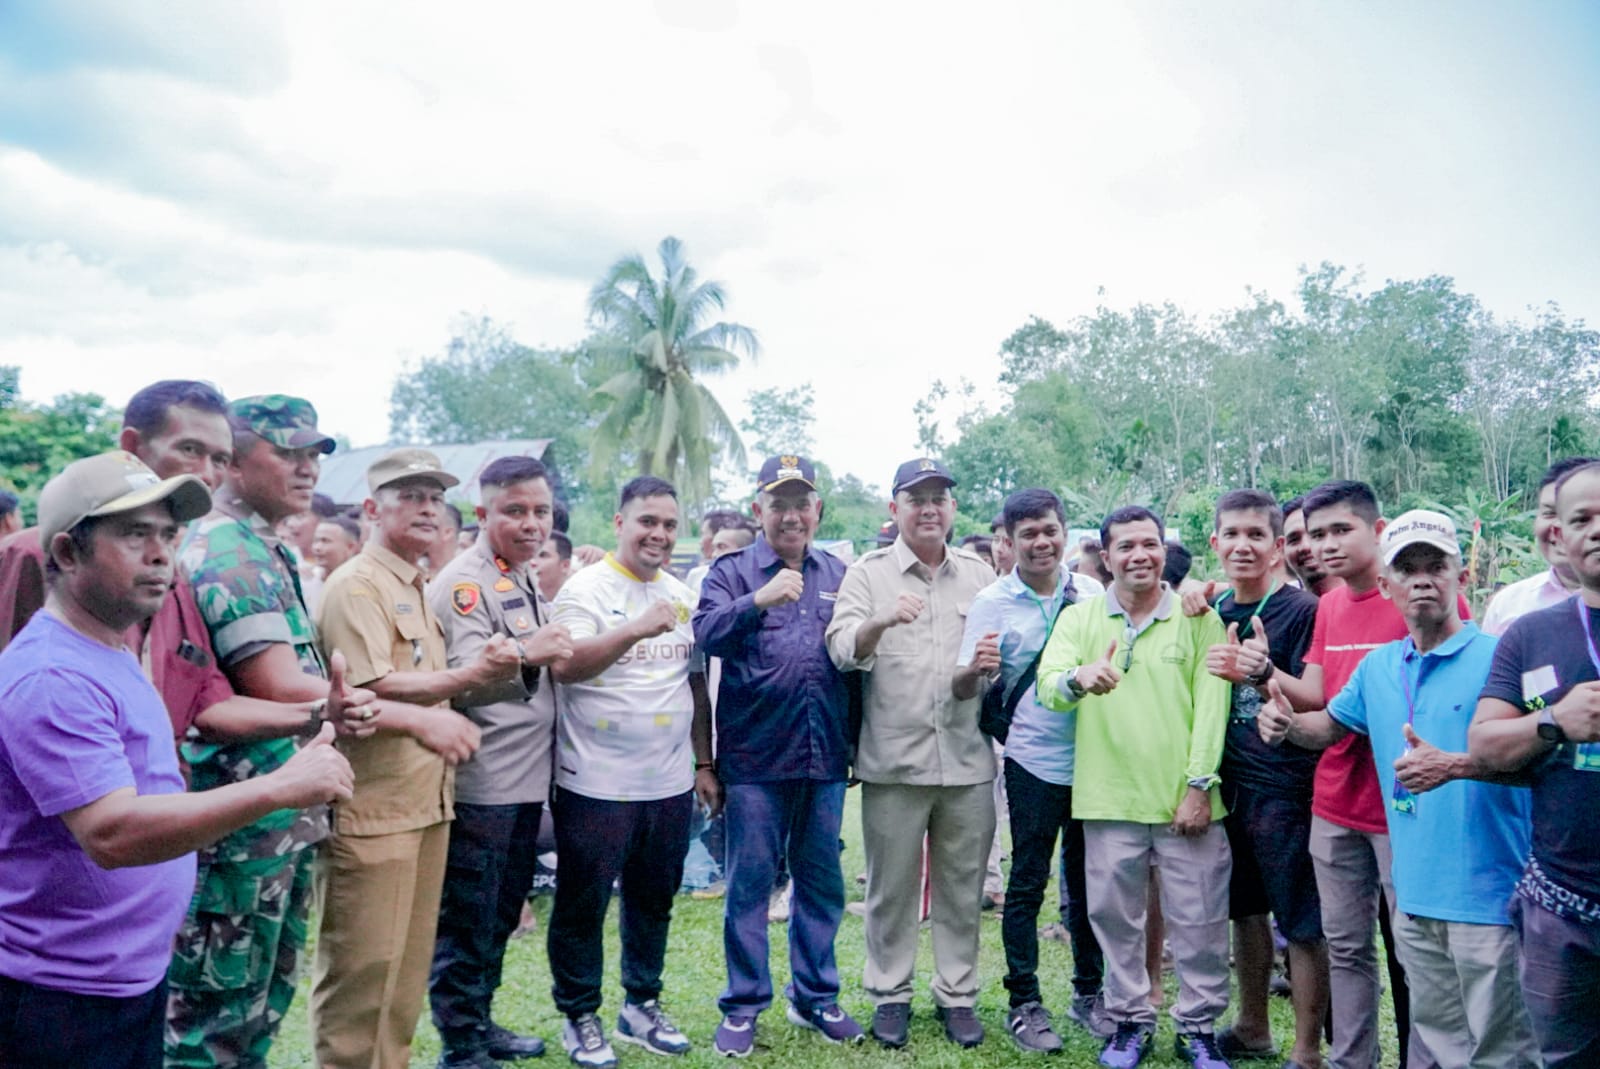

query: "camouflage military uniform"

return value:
[164, 485, 330, 1069]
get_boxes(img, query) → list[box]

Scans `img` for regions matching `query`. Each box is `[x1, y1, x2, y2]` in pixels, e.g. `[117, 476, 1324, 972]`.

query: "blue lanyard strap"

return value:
[1398, 638, 1419, 726]
[1579, 598, 1600, 678]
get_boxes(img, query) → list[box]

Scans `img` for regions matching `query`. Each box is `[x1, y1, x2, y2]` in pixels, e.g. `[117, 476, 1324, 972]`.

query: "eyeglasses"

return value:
[1121, 621, 1138, 672]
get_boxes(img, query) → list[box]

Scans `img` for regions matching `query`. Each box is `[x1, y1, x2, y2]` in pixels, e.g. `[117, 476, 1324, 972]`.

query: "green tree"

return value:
[585, 236, 759, 504]
[0, 367, 121, 520]
[740, 383, 816, 460]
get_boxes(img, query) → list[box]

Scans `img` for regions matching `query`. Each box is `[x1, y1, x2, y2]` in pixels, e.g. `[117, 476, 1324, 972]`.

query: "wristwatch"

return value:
[1244, 660, 1275, 687]
[1537, 707, 1567, 745]
[301, 698, 328, 737]
[1062, 667, 1087, 701]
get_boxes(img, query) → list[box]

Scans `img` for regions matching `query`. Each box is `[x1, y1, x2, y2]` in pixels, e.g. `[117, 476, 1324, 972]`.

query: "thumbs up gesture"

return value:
[1235, 617, 1271, 680]
[1258, 678, 1294, 746]
[326, 650, 380, 738]
[1182, 580, 1218, 618]
[1076, 639, 1124, 695]
[273, 722, 355, 806]
[1393, 723, 1460, 794]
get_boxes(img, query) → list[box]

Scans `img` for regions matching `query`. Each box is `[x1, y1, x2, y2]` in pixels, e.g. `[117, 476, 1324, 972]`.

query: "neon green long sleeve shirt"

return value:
[1037, 587, 1230, 823]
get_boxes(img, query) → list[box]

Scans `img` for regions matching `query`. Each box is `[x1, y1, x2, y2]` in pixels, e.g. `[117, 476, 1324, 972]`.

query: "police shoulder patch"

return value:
[451, 582, 482, 615]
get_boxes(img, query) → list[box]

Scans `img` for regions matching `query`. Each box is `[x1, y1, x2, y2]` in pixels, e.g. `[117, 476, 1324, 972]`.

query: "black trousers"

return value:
[547, 787, 692, 1018]
[429, 801, 545, 1047]
[0, 975, 166, 1069]
[1002, 758, 1104, 1006]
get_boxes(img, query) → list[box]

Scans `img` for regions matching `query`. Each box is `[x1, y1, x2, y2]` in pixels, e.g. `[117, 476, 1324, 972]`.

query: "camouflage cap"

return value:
[367, 447, 460, 495]
[229, 395, 336, 454]
[38, 450, 211, 545]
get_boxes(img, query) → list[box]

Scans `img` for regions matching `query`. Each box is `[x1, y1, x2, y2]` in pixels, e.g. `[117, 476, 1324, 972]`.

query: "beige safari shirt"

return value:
[317, 541, 454, 836]
[825, 537, 997, 787]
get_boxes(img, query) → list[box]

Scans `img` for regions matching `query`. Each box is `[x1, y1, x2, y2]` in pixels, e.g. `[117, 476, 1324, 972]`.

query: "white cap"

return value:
[1380, 509, 1461, 566]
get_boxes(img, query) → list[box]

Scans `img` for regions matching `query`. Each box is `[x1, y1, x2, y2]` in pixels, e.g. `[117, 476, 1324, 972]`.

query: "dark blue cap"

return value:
[891, 457, 956, 496]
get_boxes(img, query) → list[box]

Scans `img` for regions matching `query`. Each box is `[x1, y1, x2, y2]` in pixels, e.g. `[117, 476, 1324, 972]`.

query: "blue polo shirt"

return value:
[958, 568, 1099, 786]
[694, 538, 852, 784]
[1327, 623, 1531, 925]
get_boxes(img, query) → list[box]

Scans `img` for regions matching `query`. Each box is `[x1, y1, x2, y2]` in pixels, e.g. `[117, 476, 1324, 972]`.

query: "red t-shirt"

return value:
[1305, 583, 1471, 833]
[0, 527, 234, 743]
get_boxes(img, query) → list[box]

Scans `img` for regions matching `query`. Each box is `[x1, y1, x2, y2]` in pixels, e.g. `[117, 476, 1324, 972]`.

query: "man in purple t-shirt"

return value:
[0, 452, 357, 1069]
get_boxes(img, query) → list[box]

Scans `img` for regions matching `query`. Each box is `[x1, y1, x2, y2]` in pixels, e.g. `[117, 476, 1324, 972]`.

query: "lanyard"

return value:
[1578, 598, 1600, 679]
[1397, 638, 1420, 726]
[1021, 584, 1060, 634]
[1217, 583, 1278, 640]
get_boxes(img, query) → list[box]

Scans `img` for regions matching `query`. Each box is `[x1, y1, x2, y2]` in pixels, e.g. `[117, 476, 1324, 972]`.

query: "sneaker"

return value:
[616, 1000, 691, 1056]
[562, 1015, 617, 1069]
[1066, 993, 1115, 1039]
[935, 1005, 985, 1048]
[712, 1014, 756, 1058]
[870, 1002, 911, 1048]
[438, 1049, 499, 1069]
[485, 1022, 547, 1059]
[1006, 1002, 1063, 1054]
[1175, 1030, 1232, 1069]
[1098, 1023, 1153, 1069]
[1214, 1027, 1276, 1060]
[786, 1002, 864, 1044]
[767, 882, 792, 923]
[691, 881, 727, 900]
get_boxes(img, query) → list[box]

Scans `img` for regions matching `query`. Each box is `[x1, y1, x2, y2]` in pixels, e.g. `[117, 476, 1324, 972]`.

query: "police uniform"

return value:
[424, 535, 557, 1052]
[314, 540, 454, 1069]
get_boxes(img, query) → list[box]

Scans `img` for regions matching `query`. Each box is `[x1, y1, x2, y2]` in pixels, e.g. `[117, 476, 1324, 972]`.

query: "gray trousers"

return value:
[1390, 912, 1537, 1069]
[1083, 820, 1231, 1031]
[1310, 816, 1436, 1069]
[860, 781, 995, 1007]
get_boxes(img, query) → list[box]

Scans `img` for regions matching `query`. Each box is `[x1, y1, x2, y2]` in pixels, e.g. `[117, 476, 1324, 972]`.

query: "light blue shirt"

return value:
[1327, 623, 1532, 925]
[959, 568, 1101, 786]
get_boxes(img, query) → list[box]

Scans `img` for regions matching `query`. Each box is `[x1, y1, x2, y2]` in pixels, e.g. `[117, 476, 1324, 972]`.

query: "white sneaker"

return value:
[563, 1014, 617, 1069]
[616, 999, 691, 1056]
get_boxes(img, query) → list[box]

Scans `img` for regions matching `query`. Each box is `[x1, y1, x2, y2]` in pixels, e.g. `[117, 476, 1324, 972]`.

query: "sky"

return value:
[2, 1, 1598, 495]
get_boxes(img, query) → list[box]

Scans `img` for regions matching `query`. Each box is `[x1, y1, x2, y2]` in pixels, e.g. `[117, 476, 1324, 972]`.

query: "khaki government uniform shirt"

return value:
[317, 541, 454, 836]
[825, 537, 997, 787]
[425, 535, 556, 807]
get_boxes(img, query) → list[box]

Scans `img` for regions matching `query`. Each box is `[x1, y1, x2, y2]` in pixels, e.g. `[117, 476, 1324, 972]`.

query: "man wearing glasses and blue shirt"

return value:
[956, 489, 1106, 1053]
[1037, 506, 1232, 1069]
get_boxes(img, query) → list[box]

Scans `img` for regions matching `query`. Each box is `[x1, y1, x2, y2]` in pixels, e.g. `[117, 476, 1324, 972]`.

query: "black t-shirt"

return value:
[1216, 583, 1321, 801]
[1480, 597, 1600, 901]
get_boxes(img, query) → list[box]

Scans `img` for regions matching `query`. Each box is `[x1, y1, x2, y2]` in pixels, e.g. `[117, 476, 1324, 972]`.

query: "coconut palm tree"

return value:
[585, 236, 758, 504]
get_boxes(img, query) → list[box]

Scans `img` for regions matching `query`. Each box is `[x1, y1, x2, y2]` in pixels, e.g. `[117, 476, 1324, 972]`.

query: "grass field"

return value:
[266, 790, 1399, 1068]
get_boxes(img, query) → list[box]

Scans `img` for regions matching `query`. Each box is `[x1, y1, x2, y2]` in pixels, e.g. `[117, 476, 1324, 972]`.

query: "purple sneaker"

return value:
[713, 1014, 756, 1058]
[1175, 1030, 1232, 1069]
[786, 1002, 865, 1044]
[1098, 1023, 1154, 1069]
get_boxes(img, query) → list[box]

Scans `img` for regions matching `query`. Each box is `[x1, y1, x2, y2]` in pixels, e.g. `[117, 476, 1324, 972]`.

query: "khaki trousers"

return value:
[1083, 820, 1232, 1031]
[1391, 913, 1538, 1069]
[860, 781, 995, 1007]
[310, 822, 450, 1069]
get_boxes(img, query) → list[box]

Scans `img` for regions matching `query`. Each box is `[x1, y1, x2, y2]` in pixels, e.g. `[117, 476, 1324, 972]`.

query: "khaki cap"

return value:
[38, 451, 212, 546]
[366, 448, 460, 495]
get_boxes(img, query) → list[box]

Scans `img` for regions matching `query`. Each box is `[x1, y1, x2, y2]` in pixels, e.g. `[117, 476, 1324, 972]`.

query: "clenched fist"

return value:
[274, 722, 355, 806]
[754, 568, 805, 610]
[877, 593, 925, 629]
[632, 599, 680, 640]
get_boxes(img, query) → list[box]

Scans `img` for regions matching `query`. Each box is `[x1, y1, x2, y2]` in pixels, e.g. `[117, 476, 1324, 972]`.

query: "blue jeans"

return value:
[1511, 895, 1600, 1067]
[718, 780, 847, 1015]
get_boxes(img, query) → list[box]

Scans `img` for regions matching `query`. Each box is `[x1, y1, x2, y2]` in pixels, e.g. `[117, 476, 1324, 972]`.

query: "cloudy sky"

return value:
[2, 1, 1597, 493]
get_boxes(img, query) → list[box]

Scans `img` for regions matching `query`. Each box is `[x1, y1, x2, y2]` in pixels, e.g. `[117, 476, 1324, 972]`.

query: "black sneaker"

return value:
[870, 1002, 911, 1048]
[935, 1005, 985, 1048]
[1006, 1001, 1063, 1054]
[486, 1022, 547, 1060]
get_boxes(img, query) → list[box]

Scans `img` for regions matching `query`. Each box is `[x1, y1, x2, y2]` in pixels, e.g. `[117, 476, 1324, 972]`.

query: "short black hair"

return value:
[701, 509, 744, 536]
[1162, 541, 1192, 586]
[959, 534, 993, 557]
[1003, 488, 1066, 534]
[0, 490, 17, 520]
[990, 512, 1006, 534]
[619, 475, 677, 510]
[481, 455, 551, 491]
[441, 502, 463, 532]
[323, 515, 361, 543]
[123, 380, 228, 438]
[1281, 495, 1306, 521]
[43, 516, 105, 581]
[1553, 460, 1600, 509]
[1540, 456, 1600, 494]
[1302, 480, 1380, 526]
[311, 492, 337, 519]
[1100, 505, 1163, 548]
[547, 531, 573, 561]
[552, 499, 570, 533]
[1214, 488, 1283, 537]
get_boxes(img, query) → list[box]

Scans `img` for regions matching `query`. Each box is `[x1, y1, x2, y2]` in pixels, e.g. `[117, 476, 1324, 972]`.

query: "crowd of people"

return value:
[0, 378, 1597, 1069]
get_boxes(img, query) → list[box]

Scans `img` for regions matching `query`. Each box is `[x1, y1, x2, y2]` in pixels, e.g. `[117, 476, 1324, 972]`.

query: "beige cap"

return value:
[366, 448, 460, 495]
[1381, 508, 1461, 566]
[38, 451, 212, 546]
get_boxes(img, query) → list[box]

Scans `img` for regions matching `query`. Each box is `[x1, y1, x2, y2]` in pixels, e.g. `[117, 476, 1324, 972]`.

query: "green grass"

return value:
[267, 790, 1399, 1067]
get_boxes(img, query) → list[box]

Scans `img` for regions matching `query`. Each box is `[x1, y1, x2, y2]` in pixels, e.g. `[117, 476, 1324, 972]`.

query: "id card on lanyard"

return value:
[1393, 641, 1420, 815]
[1574, 600, 1600, 771]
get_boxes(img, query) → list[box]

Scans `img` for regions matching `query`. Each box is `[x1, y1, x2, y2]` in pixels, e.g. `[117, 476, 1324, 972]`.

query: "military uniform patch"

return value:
[493, 578, 515, 592]
[452, 582, 482, 615]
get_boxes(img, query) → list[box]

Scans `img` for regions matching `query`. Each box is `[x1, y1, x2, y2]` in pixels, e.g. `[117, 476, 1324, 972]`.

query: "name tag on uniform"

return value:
[820, 590, 838, 602]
